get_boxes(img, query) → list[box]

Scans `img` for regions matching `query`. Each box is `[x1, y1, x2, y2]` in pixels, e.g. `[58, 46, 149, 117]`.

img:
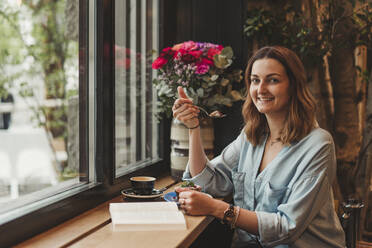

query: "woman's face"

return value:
[249, 58, 290, 117]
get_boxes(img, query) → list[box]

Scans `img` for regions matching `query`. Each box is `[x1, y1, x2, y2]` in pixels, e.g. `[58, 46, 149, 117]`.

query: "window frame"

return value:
[0, 1, 170, 247]
[111, 0, 169, 183]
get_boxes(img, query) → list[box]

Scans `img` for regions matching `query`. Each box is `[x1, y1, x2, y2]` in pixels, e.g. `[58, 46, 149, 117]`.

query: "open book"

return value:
[109, 202, 187, 231]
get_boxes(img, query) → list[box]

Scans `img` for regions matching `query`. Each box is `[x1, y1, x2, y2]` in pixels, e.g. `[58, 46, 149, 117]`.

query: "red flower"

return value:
[201, 58, 213, 65]
[152, 57, 168, 69]
[160, 47, 175, 59]
[175, 49, 198, 63]
[207, 48, 221, 60]
[182, 54, 196, 63]
[189, 50, 202, 59]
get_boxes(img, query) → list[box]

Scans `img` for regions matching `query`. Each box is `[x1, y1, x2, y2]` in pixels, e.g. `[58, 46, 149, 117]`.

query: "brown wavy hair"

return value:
[242, 46, 317, 146]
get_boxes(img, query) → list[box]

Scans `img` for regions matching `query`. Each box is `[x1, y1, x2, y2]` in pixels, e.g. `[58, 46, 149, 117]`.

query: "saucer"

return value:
[121, 188, 164, 199]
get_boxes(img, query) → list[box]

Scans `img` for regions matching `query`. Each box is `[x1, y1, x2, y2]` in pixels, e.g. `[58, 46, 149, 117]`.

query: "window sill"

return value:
[14, 176, 215, 248]
[0, 180, 99, 225]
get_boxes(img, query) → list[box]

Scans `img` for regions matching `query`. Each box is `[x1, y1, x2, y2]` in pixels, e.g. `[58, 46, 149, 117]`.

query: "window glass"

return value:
[114, 0, 159, 176]
[0, 0, 85, 215]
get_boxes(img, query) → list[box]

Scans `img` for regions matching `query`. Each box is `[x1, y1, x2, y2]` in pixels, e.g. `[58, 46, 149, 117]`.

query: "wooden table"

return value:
[15, 176, 215, 248]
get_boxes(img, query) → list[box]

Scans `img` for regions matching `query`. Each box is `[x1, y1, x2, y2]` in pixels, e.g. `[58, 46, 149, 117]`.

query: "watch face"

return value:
[222, 204, 235, 224]
[226, 210, 234, 218]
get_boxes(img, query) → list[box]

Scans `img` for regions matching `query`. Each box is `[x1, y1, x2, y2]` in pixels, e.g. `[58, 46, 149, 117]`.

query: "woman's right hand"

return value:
[172, 86, 200, 128]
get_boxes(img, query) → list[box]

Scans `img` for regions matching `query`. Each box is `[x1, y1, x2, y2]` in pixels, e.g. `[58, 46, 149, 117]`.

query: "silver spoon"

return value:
[174, 101, 226, 119]
[197, 106, 226, 119]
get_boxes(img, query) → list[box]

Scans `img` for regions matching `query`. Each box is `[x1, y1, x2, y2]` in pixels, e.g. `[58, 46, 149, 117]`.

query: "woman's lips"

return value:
[257, 96, 274, 102]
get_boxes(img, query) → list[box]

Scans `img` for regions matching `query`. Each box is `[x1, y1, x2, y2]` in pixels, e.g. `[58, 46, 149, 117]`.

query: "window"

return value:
[0, 0, 89, 219]
[114, 0, 160, 177]
[0, 1, 166, 246]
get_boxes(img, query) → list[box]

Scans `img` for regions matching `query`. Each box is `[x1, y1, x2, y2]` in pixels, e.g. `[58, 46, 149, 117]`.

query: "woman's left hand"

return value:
[177, 189, 215, 215]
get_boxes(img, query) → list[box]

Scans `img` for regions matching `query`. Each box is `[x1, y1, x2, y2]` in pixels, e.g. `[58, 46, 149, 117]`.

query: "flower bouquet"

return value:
[152, 41, 244, 118]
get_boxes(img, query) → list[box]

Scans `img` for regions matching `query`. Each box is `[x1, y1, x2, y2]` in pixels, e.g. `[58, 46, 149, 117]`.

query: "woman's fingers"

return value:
[177, 107, 198, 119]
[179, 114, 197, 123]
[173, 104, 199, 119]
[178, 191, 213, 216]
[174, 98, 192, 107]
[172, 97, 200, 129]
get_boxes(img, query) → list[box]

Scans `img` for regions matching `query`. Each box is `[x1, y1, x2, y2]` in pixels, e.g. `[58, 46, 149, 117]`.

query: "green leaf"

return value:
[196, 88, 204, 97]
[220, 46, 233, 59]
[211, 74, 219, 81]
[202, 75, 211, 82]
[213, 54, 232, 69]
[208, 81, 217, 87]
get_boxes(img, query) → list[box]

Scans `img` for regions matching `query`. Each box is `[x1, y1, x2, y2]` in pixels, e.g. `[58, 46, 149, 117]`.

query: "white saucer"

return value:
[121, 188, 164, 199]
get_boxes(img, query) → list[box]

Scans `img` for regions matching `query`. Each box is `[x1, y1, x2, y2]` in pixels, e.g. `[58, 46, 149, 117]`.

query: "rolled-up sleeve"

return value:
[183, 131, 244, 197]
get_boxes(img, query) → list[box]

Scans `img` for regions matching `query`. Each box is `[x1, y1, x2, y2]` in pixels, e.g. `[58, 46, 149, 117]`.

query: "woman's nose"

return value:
[257, 82, 267, 93]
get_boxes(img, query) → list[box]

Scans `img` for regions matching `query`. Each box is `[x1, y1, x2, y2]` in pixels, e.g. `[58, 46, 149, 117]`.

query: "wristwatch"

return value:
[222, 204, 235, 225]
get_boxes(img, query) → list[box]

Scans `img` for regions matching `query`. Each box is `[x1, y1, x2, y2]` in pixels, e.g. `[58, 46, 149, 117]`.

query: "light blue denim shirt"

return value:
[183, 128, 346, 248]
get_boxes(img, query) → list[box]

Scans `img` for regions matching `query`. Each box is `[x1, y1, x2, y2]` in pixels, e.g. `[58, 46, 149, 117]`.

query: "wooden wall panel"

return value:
[161, 0, 248, 155]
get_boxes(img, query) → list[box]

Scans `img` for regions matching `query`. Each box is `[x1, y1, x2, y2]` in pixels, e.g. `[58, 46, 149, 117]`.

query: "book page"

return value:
[109, 202, 186, 231]
[110, 202, 179, 212]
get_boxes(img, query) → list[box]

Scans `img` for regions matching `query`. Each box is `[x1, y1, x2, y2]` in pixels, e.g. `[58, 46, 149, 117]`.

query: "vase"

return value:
[170, 118, 214, 180]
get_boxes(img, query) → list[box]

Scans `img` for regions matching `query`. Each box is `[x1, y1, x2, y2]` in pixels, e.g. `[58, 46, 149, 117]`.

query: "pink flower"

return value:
[182, 41, 198, 51]
[172, 43, 183, 51]
[195, 64, 209, 74]
[152, 57, 168, 69]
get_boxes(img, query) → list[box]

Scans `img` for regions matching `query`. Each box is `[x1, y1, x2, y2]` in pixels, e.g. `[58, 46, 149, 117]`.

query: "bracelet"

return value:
[231, 206, 240, 229]
[188, 124, 200, 129]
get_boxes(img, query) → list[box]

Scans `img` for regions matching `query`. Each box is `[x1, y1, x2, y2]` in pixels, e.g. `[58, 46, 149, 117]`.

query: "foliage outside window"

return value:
[0, 0, 81, 213]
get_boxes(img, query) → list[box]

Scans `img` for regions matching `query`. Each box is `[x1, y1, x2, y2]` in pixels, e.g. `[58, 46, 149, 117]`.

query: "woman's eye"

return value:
[269, 78, 279, 83]
[251, 78, 260, 84]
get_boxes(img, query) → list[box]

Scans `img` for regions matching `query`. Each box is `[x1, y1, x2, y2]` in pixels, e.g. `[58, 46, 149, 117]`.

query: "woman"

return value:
[172, 46, 345, 247]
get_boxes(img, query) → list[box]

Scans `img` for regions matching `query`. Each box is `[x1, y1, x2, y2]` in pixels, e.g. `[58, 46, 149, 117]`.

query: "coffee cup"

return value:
[130, 176, 156, 195]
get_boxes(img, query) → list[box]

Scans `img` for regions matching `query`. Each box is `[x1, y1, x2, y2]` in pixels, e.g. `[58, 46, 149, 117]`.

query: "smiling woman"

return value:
[173, 46, 345, 247]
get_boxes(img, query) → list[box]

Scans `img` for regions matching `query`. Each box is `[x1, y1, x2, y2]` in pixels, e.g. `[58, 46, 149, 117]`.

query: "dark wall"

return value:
[161, 0, 249, 155]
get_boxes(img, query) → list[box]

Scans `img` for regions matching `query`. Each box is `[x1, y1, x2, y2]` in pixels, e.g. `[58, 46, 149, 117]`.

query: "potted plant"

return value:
[152, 41, 244, 179]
